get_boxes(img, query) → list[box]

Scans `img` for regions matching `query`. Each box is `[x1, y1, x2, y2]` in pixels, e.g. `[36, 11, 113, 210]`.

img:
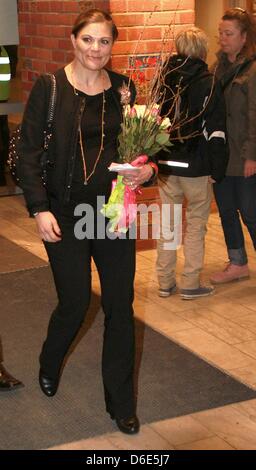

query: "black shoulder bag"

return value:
[8, 73, 57, 188]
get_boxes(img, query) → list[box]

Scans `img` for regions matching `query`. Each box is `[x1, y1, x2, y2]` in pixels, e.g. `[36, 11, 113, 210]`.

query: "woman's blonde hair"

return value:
[175, 27, 208, 60]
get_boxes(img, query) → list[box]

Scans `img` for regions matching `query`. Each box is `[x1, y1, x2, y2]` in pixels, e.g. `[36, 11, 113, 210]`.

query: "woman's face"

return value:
[71, 22, 113, 71]
[218, 19, 247, 59]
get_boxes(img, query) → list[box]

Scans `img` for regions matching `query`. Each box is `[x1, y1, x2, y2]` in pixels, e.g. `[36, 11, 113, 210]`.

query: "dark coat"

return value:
[19, 68, 136, 216]
[157, 55, 228, 182]
[213, 52, 256, 176]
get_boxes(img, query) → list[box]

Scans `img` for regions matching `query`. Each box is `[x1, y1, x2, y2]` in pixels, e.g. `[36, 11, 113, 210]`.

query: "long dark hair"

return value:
[222, 8, 256, 58]
[71, 9, 118, 41]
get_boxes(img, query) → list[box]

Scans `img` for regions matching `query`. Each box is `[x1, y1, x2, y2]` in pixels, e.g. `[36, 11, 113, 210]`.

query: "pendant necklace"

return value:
[71, 65, 106, 185]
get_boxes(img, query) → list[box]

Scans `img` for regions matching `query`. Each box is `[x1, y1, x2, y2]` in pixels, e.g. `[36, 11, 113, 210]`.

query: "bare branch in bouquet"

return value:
[101, 3, 220, 235]
[122, 0, 217, 146]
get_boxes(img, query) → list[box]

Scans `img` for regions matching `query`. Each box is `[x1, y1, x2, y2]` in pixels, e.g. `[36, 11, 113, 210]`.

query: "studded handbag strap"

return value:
[43, 73, 57, 151]
[45, 73, 57, 123]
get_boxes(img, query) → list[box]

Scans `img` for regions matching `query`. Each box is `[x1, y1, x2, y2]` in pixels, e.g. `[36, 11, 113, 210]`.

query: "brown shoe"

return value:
[0, 364, 24, 391]
[210, 263, 250, 285]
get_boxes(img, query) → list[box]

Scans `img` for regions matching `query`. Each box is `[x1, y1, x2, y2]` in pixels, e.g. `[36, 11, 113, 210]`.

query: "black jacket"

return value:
[157, 55, 228, 181]
[19, 68, 136, 216]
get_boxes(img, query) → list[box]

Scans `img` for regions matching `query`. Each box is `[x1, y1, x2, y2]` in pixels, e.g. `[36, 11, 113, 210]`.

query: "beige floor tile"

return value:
[6, 216, 40, 236]
[168, 327, 255, 370]
[0, 218, 48, 261]
[232, 313, 256, 335]
[238, 298, 256, 313]
[235, 340, 256, 360]
[0, 194, 25, 213]
[136, 287, 202, 314]
[175, 307, 256, 345]
[203, 243, 228, 264]
[232, 399, 256, 426]
[134, 299, 194, 334]
[205, 298, 256, 321]
[231, 399, 256, 423]
[228, 362, 256, 389]
[218, 285, 256, 312]
[135, 255, 157, 270]
[138, 249, 157, 262]
[135, 269, 157, 284]
[193, 404, 256, 450]
[107, 425, 174, 450]
[150, 416, 213, 446]
[175, 436, 235, 450]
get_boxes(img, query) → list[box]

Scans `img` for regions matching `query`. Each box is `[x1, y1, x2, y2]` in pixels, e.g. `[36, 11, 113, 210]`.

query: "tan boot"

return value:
[210, 263, 249, 285]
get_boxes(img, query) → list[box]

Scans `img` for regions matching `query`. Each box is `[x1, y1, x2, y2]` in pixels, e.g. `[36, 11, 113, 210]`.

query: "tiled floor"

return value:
[1, 194, 256, 450]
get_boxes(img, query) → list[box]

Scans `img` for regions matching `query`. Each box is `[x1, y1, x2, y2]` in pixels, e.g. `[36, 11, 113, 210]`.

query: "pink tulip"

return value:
[129, 107, 137, 118]
[151, 107, 159, 116]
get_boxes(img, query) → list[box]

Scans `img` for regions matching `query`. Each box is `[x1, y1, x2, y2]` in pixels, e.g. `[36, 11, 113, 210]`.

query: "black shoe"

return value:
[39, 368, 59, 397]
[0, 364, 24, 392]
[114, 415, 140, 435]
[158, 284, 177, 298]
[180, 285, 214, 300]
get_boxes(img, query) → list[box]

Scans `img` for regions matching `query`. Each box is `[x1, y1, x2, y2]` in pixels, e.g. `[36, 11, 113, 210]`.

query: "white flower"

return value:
[160, 117, 171, 129]
[133, 104, 147, 118]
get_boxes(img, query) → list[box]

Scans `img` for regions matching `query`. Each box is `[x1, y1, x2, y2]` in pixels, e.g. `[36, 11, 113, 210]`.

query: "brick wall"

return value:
[18, 0, 195, 99]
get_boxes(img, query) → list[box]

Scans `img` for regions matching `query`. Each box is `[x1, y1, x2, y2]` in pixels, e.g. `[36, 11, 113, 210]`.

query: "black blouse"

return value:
[71, 86, 121, 203]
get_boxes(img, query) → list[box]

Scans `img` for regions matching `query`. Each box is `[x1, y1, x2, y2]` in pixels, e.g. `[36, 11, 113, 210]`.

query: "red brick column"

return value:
[18, 0, 195, 99]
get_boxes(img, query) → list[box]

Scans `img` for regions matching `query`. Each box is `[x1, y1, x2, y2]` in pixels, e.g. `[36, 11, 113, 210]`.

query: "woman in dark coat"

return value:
[210, 8, 256, 284]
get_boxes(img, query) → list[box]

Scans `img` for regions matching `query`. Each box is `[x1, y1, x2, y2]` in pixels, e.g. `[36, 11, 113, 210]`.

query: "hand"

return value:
[119, 164, 154, 189]
[209, 176, 216, 184]
[34, 211, 62, 242]
[244, 159, 256, 178]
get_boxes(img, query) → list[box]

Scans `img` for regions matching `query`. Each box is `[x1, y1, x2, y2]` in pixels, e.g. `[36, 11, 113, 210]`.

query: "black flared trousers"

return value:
[40, 202, 136, 419]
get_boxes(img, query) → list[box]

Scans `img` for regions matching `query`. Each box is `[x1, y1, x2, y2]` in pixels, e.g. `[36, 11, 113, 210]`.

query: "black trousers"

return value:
[40, 202, 136, 419]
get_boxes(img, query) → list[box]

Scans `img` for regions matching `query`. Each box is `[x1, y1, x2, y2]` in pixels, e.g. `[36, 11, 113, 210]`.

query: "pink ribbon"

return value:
[115, 155, 149, 233]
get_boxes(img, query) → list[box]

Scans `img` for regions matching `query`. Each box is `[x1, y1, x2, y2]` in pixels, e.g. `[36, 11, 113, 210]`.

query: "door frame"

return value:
[224, 0, 253, 12]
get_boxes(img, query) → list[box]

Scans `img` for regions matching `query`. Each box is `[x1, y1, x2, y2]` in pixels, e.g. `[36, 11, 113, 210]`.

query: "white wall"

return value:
[195, 0, 224, 66]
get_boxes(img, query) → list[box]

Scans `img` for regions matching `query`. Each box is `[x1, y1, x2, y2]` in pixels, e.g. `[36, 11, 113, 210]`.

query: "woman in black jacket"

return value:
[156, 27, 228, 300]
[19, 9, 154, 434]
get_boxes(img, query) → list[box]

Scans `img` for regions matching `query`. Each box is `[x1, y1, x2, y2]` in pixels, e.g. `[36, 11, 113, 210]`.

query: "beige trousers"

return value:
[156, 174, 212, 290]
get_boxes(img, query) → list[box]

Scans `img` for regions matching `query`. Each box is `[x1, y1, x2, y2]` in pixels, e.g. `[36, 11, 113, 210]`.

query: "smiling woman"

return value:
[16, 8, 156, 436]
[69, 21, 114, 90]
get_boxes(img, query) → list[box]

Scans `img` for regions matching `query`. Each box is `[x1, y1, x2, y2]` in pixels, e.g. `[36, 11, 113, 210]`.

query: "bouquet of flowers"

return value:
[101, 99, 171, 235]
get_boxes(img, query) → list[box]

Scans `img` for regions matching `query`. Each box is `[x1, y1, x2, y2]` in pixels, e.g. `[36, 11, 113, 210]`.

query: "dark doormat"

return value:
[1, 266, 256, 450]
[0, 235, 47, 273]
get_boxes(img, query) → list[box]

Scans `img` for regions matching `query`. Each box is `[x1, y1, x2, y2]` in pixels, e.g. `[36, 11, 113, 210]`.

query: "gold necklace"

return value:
[71, 65, 106, 185]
